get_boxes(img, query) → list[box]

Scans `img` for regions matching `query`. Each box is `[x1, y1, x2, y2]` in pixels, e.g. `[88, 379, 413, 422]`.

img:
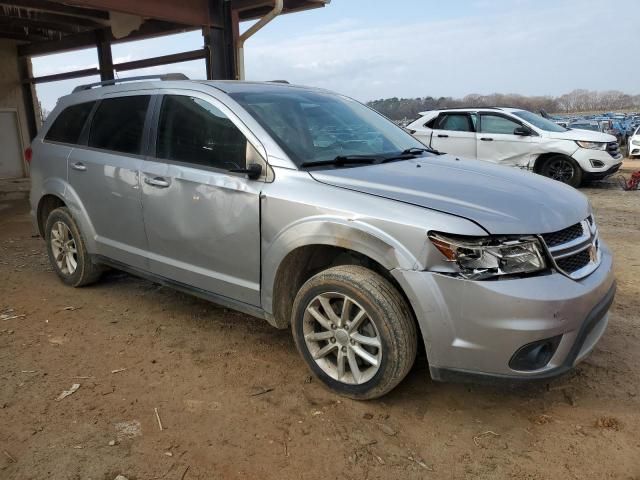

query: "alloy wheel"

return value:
[50, 221, 78, 276]
[303, 292, 382, 385]
[547, 158, 575, 183]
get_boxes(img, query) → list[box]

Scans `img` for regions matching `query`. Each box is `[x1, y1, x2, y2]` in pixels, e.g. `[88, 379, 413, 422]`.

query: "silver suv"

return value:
[30, 76, 616, 399]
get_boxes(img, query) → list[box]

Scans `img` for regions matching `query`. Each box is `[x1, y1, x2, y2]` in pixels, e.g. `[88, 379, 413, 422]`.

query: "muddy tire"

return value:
[540, 155, 583, 188]
[45, 207, 102, 287]
[291, 265, 417, 400]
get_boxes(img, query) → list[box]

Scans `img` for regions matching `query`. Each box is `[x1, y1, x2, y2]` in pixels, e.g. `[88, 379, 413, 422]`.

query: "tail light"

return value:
[25, 147, 33, 164]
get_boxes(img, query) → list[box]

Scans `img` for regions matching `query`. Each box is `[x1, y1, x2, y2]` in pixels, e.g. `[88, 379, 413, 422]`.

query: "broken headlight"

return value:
[428, 232, 546, 280]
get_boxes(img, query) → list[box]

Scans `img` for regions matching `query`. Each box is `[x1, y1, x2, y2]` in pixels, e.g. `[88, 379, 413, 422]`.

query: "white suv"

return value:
[407, 108, 622, 187]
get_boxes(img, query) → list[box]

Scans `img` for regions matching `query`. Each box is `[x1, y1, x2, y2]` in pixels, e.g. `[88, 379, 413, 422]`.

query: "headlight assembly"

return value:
[632, 139, 640, 146]
[575, 140, 607, 150]
[428, 232, 547, 280]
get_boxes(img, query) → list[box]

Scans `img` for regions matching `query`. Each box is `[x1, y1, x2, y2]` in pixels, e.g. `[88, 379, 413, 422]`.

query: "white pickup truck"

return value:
[407, 107, 622, 187]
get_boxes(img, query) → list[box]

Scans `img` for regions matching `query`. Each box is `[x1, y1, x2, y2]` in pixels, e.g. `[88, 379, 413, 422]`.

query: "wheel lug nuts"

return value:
[341, 346, 347, 352]
[330, 338, 336, 343]
[350, 339, 355, 345]
[330, 324, 336, 329]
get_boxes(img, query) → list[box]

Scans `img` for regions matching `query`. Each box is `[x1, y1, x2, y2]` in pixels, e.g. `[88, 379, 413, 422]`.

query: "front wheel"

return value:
[540, 155, 583, 188]
[291, 265, 417, 400]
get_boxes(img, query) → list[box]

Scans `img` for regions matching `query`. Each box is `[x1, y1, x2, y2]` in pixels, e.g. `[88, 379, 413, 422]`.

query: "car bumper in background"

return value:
[392, 242, 615, 382]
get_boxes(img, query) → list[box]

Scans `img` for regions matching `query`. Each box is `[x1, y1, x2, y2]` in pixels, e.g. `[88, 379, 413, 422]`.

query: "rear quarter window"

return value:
[88, 96, 150, 155]
[44, 101, 95, 144]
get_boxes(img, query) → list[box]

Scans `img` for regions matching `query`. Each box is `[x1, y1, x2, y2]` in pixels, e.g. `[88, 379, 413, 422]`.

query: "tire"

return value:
[44, 207, 102, 287]
[540, 155, 583, 188]
[291, 265, 417, 400]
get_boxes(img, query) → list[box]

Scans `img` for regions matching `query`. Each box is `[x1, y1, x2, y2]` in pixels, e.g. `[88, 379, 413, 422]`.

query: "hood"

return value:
[545, 128, 617, 142]
[309, 155, 590, 235]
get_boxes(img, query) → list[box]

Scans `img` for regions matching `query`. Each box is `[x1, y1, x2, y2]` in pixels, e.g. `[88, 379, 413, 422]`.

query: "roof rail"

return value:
[268, 79, 290, 84]
[72, 73, 189, 93]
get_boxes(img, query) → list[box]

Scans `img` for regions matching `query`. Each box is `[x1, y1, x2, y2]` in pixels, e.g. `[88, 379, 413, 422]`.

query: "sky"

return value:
[32, 0, 640, 113]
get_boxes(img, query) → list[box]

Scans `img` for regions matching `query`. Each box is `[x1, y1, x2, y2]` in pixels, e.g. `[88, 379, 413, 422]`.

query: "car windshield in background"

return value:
[571, 123, 599, 131]
[229, 90, 426, 167]
[512, 110, 568, 132]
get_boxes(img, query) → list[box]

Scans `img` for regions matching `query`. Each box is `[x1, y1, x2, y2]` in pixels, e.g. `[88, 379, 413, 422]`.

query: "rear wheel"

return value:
[291, 265, 417, 400]
[540, 155, 583, 188]
[45, 207, 102, 287]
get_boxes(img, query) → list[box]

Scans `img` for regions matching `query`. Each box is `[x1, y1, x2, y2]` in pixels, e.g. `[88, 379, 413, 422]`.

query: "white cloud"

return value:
[245, 0, 640, 101]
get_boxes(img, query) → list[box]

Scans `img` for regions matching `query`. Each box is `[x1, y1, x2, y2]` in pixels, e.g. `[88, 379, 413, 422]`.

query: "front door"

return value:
[428, 112, 477, 159]
[140, 93, 262, 306]
[476, 113, 535, 167]
[68, 94, 151, 270]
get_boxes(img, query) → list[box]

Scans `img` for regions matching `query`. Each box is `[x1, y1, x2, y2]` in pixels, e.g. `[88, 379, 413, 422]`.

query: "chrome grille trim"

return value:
[539, 217, 601, 280]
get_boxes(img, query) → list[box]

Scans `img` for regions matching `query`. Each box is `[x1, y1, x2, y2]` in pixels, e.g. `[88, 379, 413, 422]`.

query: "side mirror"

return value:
[229, 163, 262, 180]
[513, 126, 532, 136]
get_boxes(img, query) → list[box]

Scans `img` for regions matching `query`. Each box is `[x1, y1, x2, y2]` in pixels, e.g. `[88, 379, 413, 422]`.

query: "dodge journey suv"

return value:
[30, 75, 616, 399]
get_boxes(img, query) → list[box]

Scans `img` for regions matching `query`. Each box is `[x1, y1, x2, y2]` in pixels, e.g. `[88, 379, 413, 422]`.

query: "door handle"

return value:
[437, 134, 449, 138]
[71, 162, 87, 171]
[480, 137, 494, 141]
[144, 176, 170, 188]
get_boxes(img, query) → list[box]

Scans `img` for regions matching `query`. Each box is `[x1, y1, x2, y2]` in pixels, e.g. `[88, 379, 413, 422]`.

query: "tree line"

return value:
[367, 89, 640, 121]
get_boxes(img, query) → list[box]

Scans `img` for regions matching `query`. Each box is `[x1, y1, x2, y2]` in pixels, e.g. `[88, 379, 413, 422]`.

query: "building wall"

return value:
[0, 40, 33, 177]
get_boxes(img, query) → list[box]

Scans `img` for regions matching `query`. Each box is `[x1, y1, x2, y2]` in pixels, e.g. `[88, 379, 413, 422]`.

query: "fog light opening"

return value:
[589, 159, 605, 168]
[509, 335, 562, 371]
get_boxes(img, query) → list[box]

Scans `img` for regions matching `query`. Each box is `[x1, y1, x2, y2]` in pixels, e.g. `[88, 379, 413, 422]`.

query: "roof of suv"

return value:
[419, 107, 525, 115]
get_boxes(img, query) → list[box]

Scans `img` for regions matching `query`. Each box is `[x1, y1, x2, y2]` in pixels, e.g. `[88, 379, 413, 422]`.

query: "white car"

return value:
[407, 107, 622, 187]
[629, 126, 640, 158]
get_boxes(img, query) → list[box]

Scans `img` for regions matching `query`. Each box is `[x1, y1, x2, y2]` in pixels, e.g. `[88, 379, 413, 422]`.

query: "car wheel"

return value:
[291, 265, 417, 400]
[540, 155, 583, 188]
[45, 207, 103, 287]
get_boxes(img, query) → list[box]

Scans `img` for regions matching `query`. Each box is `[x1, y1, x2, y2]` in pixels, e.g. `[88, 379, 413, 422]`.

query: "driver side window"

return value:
[156, 95, 247, 170]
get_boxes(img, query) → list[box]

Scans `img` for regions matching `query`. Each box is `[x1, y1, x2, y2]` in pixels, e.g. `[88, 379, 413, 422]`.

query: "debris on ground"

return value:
[473, 430, 500, 447]
[111, 368, 127, 374]
[154, 407, 164, 431]
[115, 420, 142, 440]
[595, 416, 621, 430]
[377, 423, 397, 436]
[55, 383, 80, 401]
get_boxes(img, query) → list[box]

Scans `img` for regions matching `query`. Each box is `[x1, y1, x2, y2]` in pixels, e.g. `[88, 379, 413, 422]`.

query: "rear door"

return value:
[140, 91, 263, 306]
[67, 93, 151, 269]
[429, 112, 477, 159]
[476, 112, 536, 167]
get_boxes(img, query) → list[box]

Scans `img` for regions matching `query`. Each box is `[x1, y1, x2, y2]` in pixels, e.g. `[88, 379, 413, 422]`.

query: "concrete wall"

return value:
[0, 40, 33, 177]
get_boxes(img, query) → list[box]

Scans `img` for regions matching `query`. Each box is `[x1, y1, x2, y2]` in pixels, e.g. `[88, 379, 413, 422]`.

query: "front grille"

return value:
[541, 223, 584, 247]
[540, 217, 600, 280]
[556, 249, 591, 273]
[606, 141, 621, 158]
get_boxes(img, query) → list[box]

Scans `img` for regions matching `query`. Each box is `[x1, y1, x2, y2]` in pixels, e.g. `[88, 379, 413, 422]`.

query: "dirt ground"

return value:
[1, 161, 640, 480]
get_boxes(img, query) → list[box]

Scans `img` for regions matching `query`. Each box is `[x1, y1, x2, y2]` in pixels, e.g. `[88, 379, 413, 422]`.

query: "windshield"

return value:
[512, 110, 568, 132]
[570, 123, 599, 131]
[229, 90, 426, 167]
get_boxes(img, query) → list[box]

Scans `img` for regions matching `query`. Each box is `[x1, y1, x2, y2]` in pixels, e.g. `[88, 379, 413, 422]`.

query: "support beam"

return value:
[18, 21, 193, 57]
[17, 57, 39, 140]
[114, 48, 207, 72]
[96, 30, 114, 81]
[25, 67, 100, 84]
[0, 0, 109, 21]
[203, 0, 235, 80]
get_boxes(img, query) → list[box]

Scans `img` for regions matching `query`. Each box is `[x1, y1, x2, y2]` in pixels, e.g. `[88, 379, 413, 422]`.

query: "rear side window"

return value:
[44, 101, 95, 144]
[88, 96, 150, 155]
[156, 95, 247, 170]
[436, 113, 474, 132]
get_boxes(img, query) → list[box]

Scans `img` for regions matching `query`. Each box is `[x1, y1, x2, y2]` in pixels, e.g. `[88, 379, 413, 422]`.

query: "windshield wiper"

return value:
[402, 147, 442, 155]
[299, 155, 380, 168]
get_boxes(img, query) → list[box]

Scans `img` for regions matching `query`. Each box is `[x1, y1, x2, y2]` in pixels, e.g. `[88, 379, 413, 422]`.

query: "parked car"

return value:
[629, 126, 640, 158]
[406, 107, 622, 187]
[29, 76, 616, 399]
